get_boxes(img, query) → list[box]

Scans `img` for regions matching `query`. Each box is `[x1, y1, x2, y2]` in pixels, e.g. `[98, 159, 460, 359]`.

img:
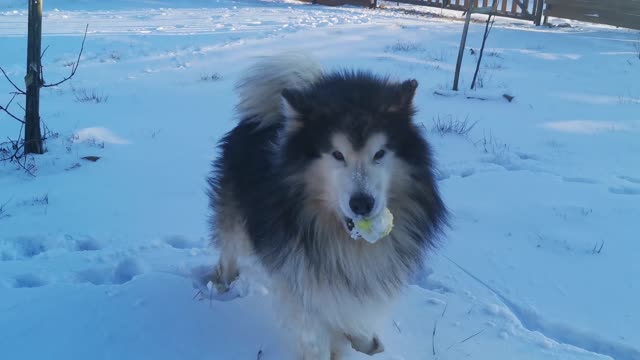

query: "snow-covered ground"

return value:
[1, 1, 639, 359]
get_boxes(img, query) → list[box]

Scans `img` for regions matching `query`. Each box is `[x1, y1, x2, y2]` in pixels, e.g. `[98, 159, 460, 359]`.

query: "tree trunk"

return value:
[24, 0, 43, 155]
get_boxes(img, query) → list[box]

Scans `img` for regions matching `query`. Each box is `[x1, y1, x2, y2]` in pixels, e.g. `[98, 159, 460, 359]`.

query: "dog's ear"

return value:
[401, 79, 418, 103]
[387, 79, 418, 113]
[281, 88, 306, 132]
[398, 79, 418, 108]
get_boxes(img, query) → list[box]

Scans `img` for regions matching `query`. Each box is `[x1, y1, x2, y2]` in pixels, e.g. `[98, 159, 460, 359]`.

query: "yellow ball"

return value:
[352, 208, 394, 243]
[355, 218, 373, 232]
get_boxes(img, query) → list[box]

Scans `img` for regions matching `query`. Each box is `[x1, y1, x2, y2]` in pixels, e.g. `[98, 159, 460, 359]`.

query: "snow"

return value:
[1, 0, 639, 359]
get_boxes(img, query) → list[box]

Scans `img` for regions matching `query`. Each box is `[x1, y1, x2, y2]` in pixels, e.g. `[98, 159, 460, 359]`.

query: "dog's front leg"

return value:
[285, 304, 332, 360]
[295, 318, 332, 360]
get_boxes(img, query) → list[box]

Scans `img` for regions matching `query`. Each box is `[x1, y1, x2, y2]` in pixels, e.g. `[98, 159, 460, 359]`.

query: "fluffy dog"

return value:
[208, 52, 447, 359]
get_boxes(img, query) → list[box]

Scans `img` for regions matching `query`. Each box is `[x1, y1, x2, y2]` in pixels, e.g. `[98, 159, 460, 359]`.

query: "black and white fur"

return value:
[208, 52, 448, 359]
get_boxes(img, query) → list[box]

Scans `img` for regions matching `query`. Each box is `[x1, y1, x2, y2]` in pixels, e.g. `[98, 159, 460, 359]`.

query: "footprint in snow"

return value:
[164, 235, 200, 249]
[14, 273, 48, 288]
[618, 175, 640, 184]
[609, 186, 640, 195]
[562, 176, 599, 184]
[1, 236, 49, 260]
[515, 152, 539, 161]
[76, 258, 143, 285]
[75, 238, 102, 251]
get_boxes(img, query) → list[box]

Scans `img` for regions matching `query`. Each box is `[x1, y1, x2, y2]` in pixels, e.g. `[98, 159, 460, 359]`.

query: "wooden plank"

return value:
[493, 9, 534, 19]
[501, 0, 507, 12]
[512, 0, 518, 14]
[548, 0, 640, 4]
[545, 1, 640, 16]
[449, 3, 468, 10]
[522, 0, 530, 15]
[473, 5, 494, 14]
[546, 8, 640, 22]
[546, 0, 640, 13]
[393, 0, 458, 7]
[545, 8, 640, 29]
[548, 4, 640, 15]
[314, 0, 372, 6]
[483, 0, 488, 6]
[534, 0, 544, 25]
[514, 0, 527, 14]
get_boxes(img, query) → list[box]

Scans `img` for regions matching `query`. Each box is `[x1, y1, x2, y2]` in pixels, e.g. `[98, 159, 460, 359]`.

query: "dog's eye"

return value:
[373, 149, 386, 161]
[332, 151, 345, 161]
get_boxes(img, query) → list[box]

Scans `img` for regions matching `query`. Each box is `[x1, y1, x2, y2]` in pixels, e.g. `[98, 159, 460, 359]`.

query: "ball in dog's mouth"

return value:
[345, 208, 394, 243]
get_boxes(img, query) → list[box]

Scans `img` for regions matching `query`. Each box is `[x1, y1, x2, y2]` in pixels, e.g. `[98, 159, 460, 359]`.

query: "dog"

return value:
[207, 52, 448, 359]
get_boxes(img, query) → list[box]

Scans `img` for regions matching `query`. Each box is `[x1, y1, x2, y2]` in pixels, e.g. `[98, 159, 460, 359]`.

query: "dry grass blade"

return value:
[446, 328, 486, 351]
[393, 320, 402, 334]
[432, 302, 449, 357]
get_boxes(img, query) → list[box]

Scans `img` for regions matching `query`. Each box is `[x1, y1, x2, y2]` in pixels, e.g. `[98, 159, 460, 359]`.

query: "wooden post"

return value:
[453, 3, 473, 91]
[534, 0, 544, 25]
[24, 0, 43, 154]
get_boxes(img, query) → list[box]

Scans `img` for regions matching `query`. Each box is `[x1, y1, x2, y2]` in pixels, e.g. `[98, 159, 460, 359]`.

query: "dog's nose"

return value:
[349, 193, 375, 216]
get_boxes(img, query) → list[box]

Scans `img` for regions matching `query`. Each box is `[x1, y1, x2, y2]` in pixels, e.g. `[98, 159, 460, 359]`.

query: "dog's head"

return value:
[279, 71, 422, 231]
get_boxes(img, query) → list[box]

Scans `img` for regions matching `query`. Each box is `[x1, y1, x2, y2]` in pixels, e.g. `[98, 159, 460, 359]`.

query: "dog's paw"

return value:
[190, 265, 245, 302]
[212, 262, 240, 293]
[347, 334, 385, 356]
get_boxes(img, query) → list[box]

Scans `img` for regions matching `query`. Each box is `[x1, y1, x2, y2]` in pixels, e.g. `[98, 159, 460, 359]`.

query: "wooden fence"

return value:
[305, 0, 640, 30]
[390, 0, 544, 23]
[544, 0, 640, 30]
[306, 0, 546, 25]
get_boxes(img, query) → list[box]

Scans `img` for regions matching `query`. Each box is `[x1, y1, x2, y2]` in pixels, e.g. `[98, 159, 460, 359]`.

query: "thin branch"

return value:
[6, 92, 17, 108]
[0, 196, 13, 219]
[40, 45, 50, 60]
[0, 93, 25, 124]
[0, 66, 26, 95]
[0, 196, 12, 210]
[42, 24, 89, 88]
[15, 154, 36, 176]
[41, 117, 55, 140]
[471, 0, 497, 90]
[1, 135, 36, 177]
